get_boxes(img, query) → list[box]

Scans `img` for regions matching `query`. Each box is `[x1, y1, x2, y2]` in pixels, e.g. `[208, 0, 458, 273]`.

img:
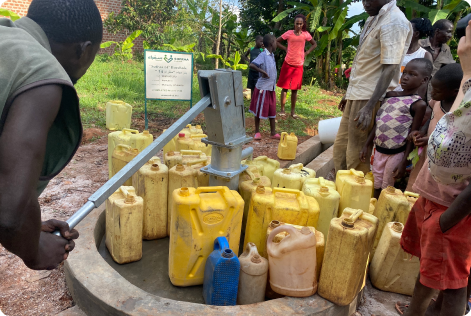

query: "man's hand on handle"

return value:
[25, 219, 79, 270]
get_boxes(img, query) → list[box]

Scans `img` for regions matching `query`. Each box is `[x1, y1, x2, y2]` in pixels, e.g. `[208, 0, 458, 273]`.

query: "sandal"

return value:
[254, 132, 262, 140]
[279, 112, 286, 117]
[271, 133, 281, 140]
[291, 114, 299, 120]
[395, 302, 408, 315]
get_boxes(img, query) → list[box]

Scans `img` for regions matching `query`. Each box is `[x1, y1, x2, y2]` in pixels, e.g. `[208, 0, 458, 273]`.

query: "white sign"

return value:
[145, 50, 193, 101]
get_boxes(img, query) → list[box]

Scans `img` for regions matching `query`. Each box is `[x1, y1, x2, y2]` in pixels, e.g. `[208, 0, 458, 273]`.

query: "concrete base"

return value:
[279, 136, 329, 168]
[306, 145, 334, 178]
[65, 205, 362, 315]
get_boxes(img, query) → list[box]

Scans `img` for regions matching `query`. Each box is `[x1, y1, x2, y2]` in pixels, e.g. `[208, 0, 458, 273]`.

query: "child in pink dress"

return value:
[249, 34, 280, 140]
[360, 58, 432, 198]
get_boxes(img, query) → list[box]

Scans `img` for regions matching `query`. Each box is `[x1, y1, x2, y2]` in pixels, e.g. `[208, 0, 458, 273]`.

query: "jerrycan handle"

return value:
[213, 236, 230, 251]
[195, 186, 227, 195]
[190, 134, 208, 139]
[181, 150, 204, 156]
[272, 187, 302, 197]
[289, 163, 304, 172]
[122, 128, 139, 134]
[115, 144, 133, 151]
[349, 168, 364, 177]
[280, 132, 288, 146]
[185, 158, 208, 166]
[267, 225, 301, 257]
[243, 242, 261, 258]
[318, 177, 326, 187]
[342, 210, 363, 228]
[254, 155, 268, 161]
[404, 191, 419, 198]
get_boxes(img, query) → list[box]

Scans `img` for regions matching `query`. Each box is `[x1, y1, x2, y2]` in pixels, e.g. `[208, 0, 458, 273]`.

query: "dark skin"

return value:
[277, 17, 317, 119]
[338, 0, 397, 130]
[408, 23, 433, 99]
[244, 37, 264, 98]
[401, 22, 471, 316]
[428, 21, 454, 61]
[0, 39, 100, 270]
[250, 38, 277, 137]
[360, 62, 428, 199]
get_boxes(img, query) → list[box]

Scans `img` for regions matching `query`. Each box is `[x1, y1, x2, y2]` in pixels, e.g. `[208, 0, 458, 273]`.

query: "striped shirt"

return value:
[251, 49, 277, 91]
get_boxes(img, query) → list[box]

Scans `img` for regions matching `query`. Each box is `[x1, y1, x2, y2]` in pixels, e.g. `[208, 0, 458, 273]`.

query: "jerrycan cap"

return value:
[342, 210, 363, 228]
[151, 163, 160, 171]
[179, 133, 185, 138]
[252, 177, 261, 184]
[179, 187, 190, 196]
[251, 255, 262, 264]
[196, 125, 202, 129]
[222, 249, 234, 258]
[124, 194, 136, 204]
[300, 227, 311, 235]
[176, 164, 185, 171]
[319, 186, 329, 193]
[355, 176, 366, 184]
[143, 130, 150, 135]
[168, 151, 175, 156]
[256, 186, 265, 194]
[282, 168, 291, 174]
[270, 220, 282, 228]
[392, 222, 404, 233]
[386, 186, 396, 194]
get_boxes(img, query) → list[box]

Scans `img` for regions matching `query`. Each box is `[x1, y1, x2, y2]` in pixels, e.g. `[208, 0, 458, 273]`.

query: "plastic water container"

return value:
[372, 186, 410, 256]
[239, 175, 271, 233]
[318, 117, 341, 144]
[106, 186, 143, 264]
[203, 237, 240, 306]
[318, 209, 378, 306]
[243, 186, 319, 259]
[365, 171, 375, 198]
[186, 159, 210, 187]
[237, 242, 268, 305]
[253, 156, 280, 182]
[111, 144, 139, 185]
[176, 133, 196, 151]
[167, 164, 198, 236]
[267, 225, 317, 297]
[368, 198, 377, 215]
[164, 151, 182, 169]
[302, 177, 340, 238]
[336, 169, 372, 215]
[405, 191, 419, 209]
[168, 187, 244, 287]
[108, 128, 139, 177]
[272, 163, 316, 190]
[130, 130, 153, 153]
[370, 222, 420, 296]
[106, 100, 132, 131]
[277, 132, 298, 160]
[267, 220, 325, 280]
[132, 158, 168, 240]
[190, 134, 212, 156]
[239, 165, 263, 183]
[164, 150, 208, 169]
[163, 125, 204, 156]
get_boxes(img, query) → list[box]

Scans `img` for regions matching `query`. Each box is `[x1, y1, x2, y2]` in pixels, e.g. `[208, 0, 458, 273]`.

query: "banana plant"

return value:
[207, 51, 248, 70]
[159, 41, 205, 60]
[0, 8, 21, 21]
[100, 30, 142, 60]
[397, 0, 469, 23]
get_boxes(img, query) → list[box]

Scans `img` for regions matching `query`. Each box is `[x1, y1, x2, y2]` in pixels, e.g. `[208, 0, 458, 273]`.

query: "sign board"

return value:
[144, 50, 193, 101]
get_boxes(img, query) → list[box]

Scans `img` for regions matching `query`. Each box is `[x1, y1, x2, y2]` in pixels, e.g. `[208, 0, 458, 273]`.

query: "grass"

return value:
[76, 59, 342, 136]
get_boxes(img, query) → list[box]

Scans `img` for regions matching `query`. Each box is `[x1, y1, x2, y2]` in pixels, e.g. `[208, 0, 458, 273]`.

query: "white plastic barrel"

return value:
[318, 117, 342, 144]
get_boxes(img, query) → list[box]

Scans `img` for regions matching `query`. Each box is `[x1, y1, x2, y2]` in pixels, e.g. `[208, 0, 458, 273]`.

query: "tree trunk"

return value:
[324, 40, 331, 85]
[273, 0, 285, 31]
[215, 0, 223, 69]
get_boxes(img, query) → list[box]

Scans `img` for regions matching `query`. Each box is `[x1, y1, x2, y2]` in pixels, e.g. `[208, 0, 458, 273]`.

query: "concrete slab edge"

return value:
[280, 135, 323, 168]
[305, 145, 334, 179]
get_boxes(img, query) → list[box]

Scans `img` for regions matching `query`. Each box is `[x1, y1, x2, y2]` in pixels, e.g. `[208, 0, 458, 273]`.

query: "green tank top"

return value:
[0, 17, 82, 196]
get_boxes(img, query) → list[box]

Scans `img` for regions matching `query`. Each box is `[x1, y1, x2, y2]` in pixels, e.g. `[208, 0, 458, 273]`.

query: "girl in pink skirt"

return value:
[276, 14, 317, 119]
[249, 34, 280, 140]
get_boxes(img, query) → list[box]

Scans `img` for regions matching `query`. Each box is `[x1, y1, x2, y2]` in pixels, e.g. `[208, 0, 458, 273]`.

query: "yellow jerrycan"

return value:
[106, 100, 132, 131]
[267, 225, 317, 297]
[336, 169, 372, 215]
[164, 151, 182, 169]
[186, 159, 210, 187]
[318, 208, 378, 306]
[167, 164, 199, 235]
[370, 222, 420, 296]
[368, 198, 377, 215]
[365, 171, 375, 198]
[111, 144, 139, 185]
[237, 242, 268, 305]
[277, 132, 298, 160]
[108, 128, 139, 177]
[302, 177, 340, 238]
[239, 165, 263, 183]
[238, 173, 271, 232]
[372, 186, 410, 256]
[106, 186, 143, 264]
[176, 133, 194, 151]
[181, 150, 209, 165]
[132, 158, 169, 240]
[405, 191, 419, 209]
[272, 163, 316, 190]
[267, 220, 324, 280]
[130, 130, 153, 152]
[190, 134, 212, 156]
[243, 186, 320, 258]
[168, 186, 244, 286]
[253, 156, 280, 182]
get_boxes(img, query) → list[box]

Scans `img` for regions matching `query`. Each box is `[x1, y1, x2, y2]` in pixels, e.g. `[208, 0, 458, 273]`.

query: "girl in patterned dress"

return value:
[360, 58, 432, 198]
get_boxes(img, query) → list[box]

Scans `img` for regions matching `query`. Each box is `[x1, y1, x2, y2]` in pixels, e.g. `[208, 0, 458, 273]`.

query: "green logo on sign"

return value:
[164, 54, 173, 63]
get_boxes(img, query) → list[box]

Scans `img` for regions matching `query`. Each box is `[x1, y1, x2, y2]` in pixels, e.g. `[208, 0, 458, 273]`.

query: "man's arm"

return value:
[0, 85, 77, 270]
[354, 63, 399, 130]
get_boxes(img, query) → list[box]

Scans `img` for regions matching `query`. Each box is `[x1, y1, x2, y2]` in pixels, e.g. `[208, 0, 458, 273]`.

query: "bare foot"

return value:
[395, 301, 408, 315]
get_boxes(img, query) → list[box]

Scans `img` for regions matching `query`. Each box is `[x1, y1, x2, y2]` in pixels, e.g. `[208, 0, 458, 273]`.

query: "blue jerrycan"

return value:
[203, 237, 240, 306]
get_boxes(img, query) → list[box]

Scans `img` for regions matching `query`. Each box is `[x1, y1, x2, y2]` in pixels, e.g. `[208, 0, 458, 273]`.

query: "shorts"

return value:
[401, 197, 471, 290]
[371, 151, 404, 189]
[249, 88, 276, 119]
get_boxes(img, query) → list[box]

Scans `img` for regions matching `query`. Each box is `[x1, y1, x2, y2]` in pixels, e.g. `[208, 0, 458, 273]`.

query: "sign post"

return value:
[144, 50, 194, 129]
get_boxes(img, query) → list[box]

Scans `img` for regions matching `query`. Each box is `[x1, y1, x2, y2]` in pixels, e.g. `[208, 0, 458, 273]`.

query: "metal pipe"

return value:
[241, 147, 253, 161]
[54, 94, 211, 235]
